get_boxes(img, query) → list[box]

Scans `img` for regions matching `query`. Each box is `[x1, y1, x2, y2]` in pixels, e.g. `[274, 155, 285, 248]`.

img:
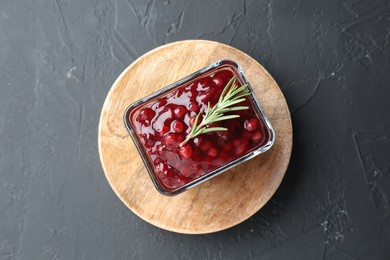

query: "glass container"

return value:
[124, 60, 275, 196]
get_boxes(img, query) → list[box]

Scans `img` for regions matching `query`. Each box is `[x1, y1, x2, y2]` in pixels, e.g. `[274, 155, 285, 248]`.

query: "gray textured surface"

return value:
[1, 0, 390, 259]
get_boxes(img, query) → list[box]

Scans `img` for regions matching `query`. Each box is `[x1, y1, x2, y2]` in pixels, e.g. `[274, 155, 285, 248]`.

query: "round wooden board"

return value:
[98, 40, 292, 234]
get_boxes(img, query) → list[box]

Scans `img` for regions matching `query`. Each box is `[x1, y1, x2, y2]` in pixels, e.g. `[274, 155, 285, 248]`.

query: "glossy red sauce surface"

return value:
[129, 66, 268, 191]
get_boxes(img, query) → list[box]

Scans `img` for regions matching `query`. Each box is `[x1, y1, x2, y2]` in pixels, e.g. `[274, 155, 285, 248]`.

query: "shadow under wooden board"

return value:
[98, 40, 292, 234]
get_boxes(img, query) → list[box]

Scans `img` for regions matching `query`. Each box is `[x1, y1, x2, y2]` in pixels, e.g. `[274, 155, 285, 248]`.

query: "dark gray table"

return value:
[1, 0, 389, 259]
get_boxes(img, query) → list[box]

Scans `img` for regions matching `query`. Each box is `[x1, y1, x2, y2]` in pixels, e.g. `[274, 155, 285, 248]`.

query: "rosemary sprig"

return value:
[180, 76, 250, 147]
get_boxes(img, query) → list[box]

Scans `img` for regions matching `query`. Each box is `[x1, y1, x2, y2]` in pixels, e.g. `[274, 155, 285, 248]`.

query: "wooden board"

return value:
[98, 40, 292, 234]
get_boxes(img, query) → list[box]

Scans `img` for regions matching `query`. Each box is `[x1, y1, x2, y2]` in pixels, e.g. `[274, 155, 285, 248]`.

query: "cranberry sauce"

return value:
[129, 66, 268, 191]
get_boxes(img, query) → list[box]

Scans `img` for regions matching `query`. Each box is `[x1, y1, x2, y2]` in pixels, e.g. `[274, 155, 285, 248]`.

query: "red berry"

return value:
[200, 140, 212, 152]
[179, 144, 193, 159]
[244, 118, 259, 132]
[140, 133, 155, 148]
[156, 144, 165, 156]
[171, 120, 184, 133]
[188, 103, 199, 112]
[234, 142, 248, 155]
[243, 131, 252, 140]
[137, 107, 155, 120]
[252, 131, 262, 142]
[163, 133, 177, 148]
[173, 106, 187, 120]
[176, 134, 184, 143]
[193, 136, 203, 146]
[217, 131, 230, 141]
[156, 125, 169, 137]
[208, 147, 218, 157]
[136, 107, 155, 125]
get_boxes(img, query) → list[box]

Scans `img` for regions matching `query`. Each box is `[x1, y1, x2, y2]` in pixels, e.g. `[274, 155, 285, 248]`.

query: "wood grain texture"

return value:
[98, 40, 292, 234]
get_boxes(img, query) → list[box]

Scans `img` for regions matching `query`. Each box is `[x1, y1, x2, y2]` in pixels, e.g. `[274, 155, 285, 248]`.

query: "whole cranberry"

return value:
[155, 125, 170, 137]
[244, 118, 259, 132]
[252, 131, 262, 143]
[234, 141, 248, 155]
[140, 133, 155, 148]
[200, 140, 212, 152]
[173, 106, 187, 120]
[163, 133, 177, 148]
[188, 102, 199, 113]
[179, 144, 193, 159]
[172, 120, 184, 133]
[193, 136, 203, 146]
[176, 134, 184, 143]
[136, 107, 155, 125]
[208, 147, 218, 157]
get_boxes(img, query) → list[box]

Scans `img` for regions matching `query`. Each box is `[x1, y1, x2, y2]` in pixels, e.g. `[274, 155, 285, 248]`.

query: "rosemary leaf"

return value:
[179, 76, 250, 147]
[201, 127, 228, 134]
[211, 114, 240, 122]
[219, 98, 247, 109]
